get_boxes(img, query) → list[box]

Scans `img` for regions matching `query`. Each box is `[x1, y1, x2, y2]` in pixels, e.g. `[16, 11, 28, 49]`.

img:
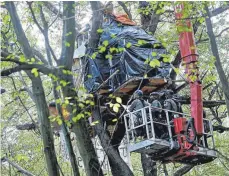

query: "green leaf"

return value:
[112, 118, 118, 122]
[111, 34, 116, 38]
[90, 101, 95, 106]
[56, 98, 62, 104]
[144, 58, 150, 64]
[60, 80, 67, 87]
[109, 103, 114, 108]
[19, 55, 26, 63]
[113, 105, 119, 113]
[110, 47, 118, 53]
[56, 85, 61, 91]
[118, 48, 125, 52]
[65, 42, 70, 47]
[65, 32, 72, 36]
[152, 52, 157, 57]
[62, 69, 67, 74]
[31, 68, 39, 77]
[116, 97, 122, 104]
[137, 40, 146, 45]
[87, 74, 92, 78]
[149, 60, 160, 68]
[97, 28, 104, 34]
[57, 119, 63, 125]
[103, 40, 109, 47]
[30, 57, 36, 63]
[113, 103, 120, 112]
[64, 99, 69, 105]
[163, 57, 171, 63]
[126, 42, 132, 48]
[79, 103, 85, 108]
[105, 54, 112, 59]
[91, 52, 98, 59]
[174, 68, 180, 74]
[99, 46, 106, 53]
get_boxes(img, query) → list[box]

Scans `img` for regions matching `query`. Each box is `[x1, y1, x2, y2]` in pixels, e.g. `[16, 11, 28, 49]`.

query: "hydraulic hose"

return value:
[185, 118, 197, 144]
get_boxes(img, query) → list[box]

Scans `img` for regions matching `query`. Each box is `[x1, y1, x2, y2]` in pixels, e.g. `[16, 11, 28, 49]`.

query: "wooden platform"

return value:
[113, 77, 168, 95]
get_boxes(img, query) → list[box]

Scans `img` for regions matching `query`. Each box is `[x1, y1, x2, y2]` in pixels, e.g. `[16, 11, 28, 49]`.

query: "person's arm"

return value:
[128, 99, 137, 112]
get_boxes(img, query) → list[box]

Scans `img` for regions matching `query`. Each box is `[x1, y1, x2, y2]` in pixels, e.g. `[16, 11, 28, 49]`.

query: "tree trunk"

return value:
[205, 6, 229, 117]
[6, 2, 60, 175]
[141, 154, 157, 176]
[92, 106, 134, 176]
[88, 2, 134, 175]
[62, 81, 103, 176]
[139, 2, 160, 175]
[31, 77, 60, 176]
[139, 1, 160, 35]
[53, 82, 80, 176]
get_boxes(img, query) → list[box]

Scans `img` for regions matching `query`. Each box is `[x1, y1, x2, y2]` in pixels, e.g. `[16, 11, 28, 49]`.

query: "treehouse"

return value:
[73, 3, 217, 166]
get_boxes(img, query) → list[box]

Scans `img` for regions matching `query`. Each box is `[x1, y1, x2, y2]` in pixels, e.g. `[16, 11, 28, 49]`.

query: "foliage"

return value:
[1, 1, 229, 176]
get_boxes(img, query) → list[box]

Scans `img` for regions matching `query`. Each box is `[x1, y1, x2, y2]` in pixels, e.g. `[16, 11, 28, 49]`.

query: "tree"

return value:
[1, 1, 229, 176]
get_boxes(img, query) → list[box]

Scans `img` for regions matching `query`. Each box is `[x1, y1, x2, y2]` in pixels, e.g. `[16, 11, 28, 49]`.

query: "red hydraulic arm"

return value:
[175, 4, 203, 135]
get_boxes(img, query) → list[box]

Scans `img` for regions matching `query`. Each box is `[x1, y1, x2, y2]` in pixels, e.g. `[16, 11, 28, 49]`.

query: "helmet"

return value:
[150, 92, 161, 100]
[134, 90, 143, 99]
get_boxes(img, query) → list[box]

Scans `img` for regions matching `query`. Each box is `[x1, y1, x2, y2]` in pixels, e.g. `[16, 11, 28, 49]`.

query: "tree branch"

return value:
[118, 2, 132, 20]
[43, 2, 63, 18]
[1, 157, 35, 176]
[205, 5, 229, 117]
[16, 123, 38, 131]
[173, 164, 194, 176]
[176, 99, 226, 108]
[197, 27, 229, 44]
[88, 2, 103, 48]
[213, 125, 229, 133]
[32, 48, 48, 65]
[27, 2, 44, 33]
[59, 1, 76, 69]
[1, 64, 56, 77]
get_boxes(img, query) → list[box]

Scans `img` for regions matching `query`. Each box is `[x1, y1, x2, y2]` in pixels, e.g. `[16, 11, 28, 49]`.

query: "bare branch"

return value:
[27, 2, 44, 33]
[43, 2, 63, 18]
[32, 48, 48, 65]
[213, 125, 229, 133]
[205, 5, 229, 117]
[177, 99, 226, 108]
[16, 123, 38, 131]
[1, 157, 35, 176]
[173, 165, 194, 176]
[118, 1, 132, 20]
[197, 27, 229, 44]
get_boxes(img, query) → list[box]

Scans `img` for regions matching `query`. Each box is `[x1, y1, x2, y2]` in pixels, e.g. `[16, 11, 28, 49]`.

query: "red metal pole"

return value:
[175, 4, 203, 135]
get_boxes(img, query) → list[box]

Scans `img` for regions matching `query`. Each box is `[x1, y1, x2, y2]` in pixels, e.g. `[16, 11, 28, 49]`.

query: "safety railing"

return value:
[124, 103, 215, 150]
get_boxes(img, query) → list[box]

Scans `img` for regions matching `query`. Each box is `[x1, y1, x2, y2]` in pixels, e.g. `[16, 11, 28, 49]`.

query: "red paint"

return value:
[175, 4, 203, 135]
[173, 118, 186, 134]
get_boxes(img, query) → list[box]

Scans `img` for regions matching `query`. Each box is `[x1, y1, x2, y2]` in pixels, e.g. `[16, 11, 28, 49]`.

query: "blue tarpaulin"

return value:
[84, 14, 170, 92]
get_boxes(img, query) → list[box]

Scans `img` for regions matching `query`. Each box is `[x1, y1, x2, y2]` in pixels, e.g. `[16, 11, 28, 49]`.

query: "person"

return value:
[128, 90, 148, 137]
[149, 92, 166, 139]
[163, 90, 178, 120]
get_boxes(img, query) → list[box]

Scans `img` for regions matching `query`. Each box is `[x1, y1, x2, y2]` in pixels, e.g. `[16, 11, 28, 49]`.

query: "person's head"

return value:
[150, 92, 160, 100]
[48, 102, 58, 116]
[134, 90, 143, 99]
[165, 89, 174, 99]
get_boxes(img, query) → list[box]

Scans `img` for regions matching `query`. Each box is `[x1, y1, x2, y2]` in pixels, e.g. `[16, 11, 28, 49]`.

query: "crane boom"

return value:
[175, 3, 203, 135]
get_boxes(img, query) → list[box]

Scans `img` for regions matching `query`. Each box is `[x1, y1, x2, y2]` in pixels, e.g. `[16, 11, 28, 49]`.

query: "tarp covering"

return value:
[83, 14, 170, 92]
